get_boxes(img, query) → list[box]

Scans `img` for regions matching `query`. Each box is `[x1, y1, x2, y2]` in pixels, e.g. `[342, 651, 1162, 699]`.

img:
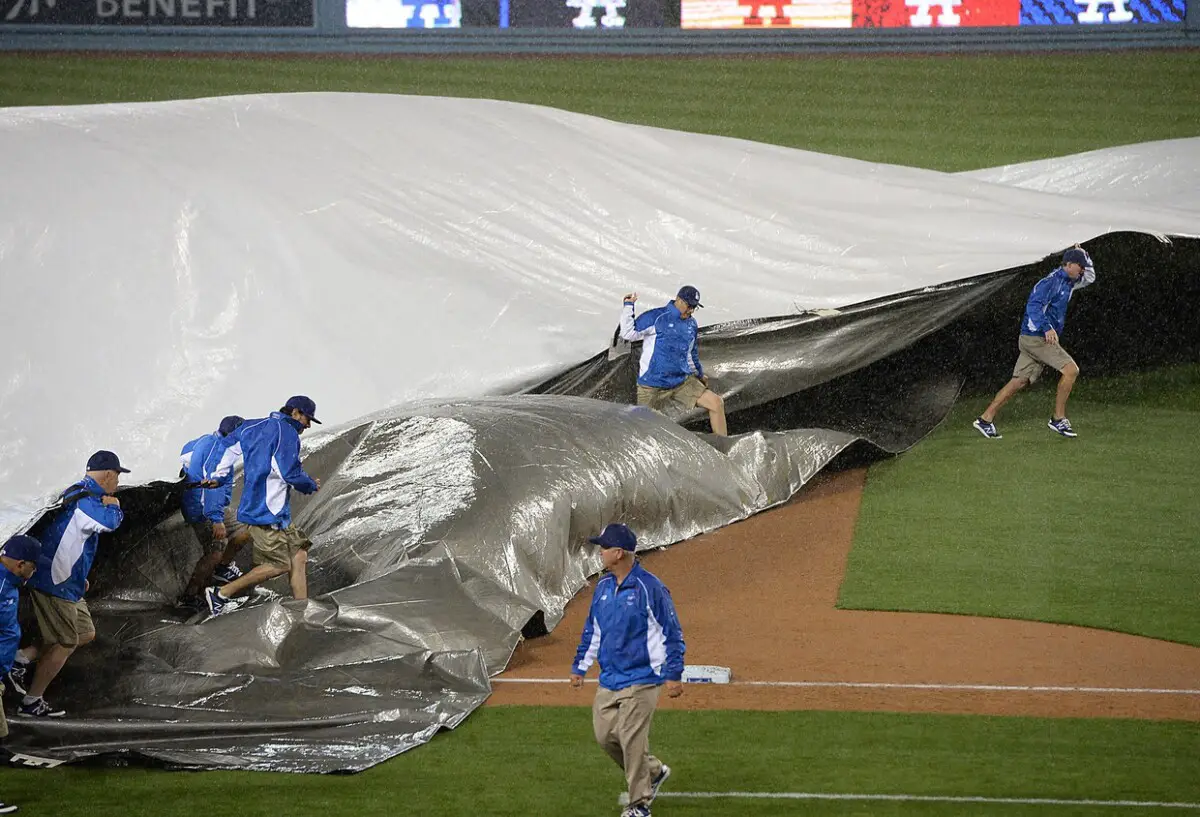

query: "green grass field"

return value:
[839, 364, 1200, 645]
[1, 50, 1198, 814]
[2, 52, 1200, 170]
[2, 708, 1199, 816]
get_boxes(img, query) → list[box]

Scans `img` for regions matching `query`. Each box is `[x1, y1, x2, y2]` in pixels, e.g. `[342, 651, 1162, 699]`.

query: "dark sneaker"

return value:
[649, 764, 671, 802]
[18, 697, 66, 718]
[1048, 417, 1077, 438]
[204, 587, 244, 617]
[620, 806, 651, 817]
[3, 664, 29, 698]
[972, 418, 1002, 439]
[213, 562, 243, 584]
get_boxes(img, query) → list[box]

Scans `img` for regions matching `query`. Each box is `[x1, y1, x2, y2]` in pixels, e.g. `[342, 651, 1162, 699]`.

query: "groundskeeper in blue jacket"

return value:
[179, 415, 244, 524]
[572, 539, 685, 690]
[226, 401, 320, 530]
[1021, 248, 1096, 337]
[619, 294, 703, 390]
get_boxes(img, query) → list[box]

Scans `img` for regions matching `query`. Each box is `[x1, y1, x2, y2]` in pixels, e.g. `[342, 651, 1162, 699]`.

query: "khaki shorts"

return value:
[637, 376, 708, 411]
[29, 588, 95, 648]
[190, 505, 247, 553]
[249, 525, 312, 570]
[1014, 334, 1077, 384]
[0, 687, 7, 738]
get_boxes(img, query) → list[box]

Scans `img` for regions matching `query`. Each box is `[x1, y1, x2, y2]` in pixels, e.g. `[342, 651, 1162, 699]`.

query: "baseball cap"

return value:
[283, 395, 322, 424]
[1, 534, 42, 563]
[218, 415, 245, 436]
[87, 450, 130, 473]
[1062, 248, 1088, 267]
[677, 285, 703, 309]
[588, 523, 638, 552]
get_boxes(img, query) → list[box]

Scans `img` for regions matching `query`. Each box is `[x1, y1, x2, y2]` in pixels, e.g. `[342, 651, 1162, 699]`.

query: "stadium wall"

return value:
[0, 0, 1194, 56]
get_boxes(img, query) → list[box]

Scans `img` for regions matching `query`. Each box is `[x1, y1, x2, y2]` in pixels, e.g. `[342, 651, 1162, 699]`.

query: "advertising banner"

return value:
[348, 0, 675, 26]
[1020, 0, 1185, 24]
[852, 0, 1018, 26]
[676, 0, 1186, 27]
[346, 0, 460, 25]
[682, 0, 849, 29]
[1, 0, 314, 25]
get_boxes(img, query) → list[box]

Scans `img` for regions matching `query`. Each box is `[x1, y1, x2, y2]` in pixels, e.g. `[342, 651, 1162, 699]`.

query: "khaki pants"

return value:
[593, 684, 665, 807]
[1013, 334, 1077, 385]
[637, 376, 707, 411]
[29, 589, 95, 648]
[248, 525, 312, 570]
[190, 505, 246, 553]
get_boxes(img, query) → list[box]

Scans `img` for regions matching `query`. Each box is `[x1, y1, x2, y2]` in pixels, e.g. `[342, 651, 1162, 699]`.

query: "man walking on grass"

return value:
[570, 523, 685, 817]
[974, 245, 1096, 439]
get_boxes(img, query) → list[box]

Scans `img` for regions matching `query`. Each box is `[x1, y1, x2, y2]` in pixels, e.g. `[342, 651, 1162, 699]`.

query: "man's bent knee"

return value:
[1062, 363, 1080, 378]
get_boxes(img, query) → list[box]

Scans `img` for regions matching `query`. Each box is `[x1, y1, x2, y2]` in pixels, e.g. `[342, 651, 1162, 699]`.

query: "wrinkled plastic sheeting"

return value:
[531, 266, 1014, 445]
[5, 396, 855, 771]
[4, 93, 1200, 534]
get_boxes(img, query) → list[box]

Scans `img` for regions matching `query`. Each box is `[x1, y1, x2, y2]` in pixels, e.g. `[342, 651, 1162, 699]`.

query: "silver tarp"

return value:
[5, 397, 854, 772]
[7, 228, 1200, 771]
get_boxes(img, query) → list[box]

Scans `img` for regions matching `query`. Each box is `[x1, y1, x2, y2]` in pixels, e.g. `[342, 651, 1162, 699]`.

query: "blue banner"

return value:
[1020, 0, 1185, 24]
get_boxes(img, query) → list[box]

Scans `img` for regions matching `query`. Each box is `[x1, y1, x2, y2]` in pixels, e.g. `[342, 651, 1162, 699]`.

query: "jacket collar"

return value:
[1053, 266, 1080, 286]
[271, 411, 307, 433]
[77, 475, 106, 496]
[613, 560, 645, 589]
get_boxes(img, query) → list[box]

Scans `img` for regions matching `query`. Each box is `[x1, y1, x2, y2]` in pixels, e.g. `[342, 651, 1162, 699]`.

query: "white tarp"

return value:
[1, 92, 1197, 530]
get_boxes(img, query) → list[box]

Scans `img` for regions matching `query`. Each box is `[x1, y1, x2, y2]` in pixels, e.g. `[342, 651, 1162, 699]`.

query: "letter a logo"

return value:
[906, 1, 962, 26]
[1076, 0, 1134, 23]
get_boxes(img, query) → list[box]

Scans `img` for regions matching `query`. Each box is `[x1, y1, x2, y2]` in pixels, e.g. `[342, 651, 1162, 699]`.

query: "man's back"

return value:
[26, 478, 123, 601]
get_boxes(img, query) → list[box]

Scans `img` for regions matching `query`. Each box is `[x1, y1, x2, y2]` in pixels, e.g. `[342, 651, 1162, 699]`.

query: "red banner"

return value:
[852, 0, 1019, 26]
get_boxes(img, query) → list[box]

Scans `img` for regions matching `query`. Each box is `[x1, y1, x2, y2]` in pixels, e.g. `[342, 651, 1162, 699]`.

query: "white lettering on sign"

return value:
[566, 0, 626, 28]
[4, 0, 57, 21]
[906, 0, 961, 26]
[1076, 0, 1133, 22]
[96, 0, 256, 18]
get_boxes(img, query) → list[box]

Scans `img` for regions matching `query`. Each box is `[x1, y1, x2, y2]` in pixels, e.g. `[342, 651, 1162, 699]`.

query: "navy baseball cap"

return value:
[588, 523, 638, 552]
[677, 285, 703, 308]
[1, 534, 42, 563]
[283, 396, 322, 424]
[87, 450, 130, 473]
[218, 415, 244, 436]
[1062, 248, 1088, 267]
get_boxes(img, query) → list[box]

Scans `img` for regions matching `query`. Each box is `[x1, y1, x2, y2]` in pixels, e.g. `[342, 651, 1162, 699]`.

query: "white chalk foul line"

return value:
[492, 678, 1200, 695]
[648, 792, 1200, 809]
